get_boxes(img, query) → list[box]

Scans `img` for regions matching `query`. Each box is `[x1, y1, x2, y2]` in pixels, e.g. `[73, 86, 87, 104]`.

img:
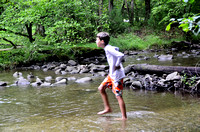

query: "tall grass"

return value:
[76, 32, 184, 51]
[110, 33, 184, 50]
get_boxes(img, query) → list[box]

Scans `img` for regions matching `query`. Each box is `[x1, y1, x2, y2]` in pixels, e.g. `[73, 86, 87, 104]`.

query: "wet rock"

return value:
[0, 81, 7, 86]
[195, 80, 200, 89]
[70, 68, 80, 74]
[43, 68, 48, 72]
[123, 77, 132, 87]
[142, 74, 154, 90]
[13, 72, 22, 78]
[75, 77, 92, 83]
[33, 65, 40, 70]
[60, 64, 67, 70]
[65, 66, 75, 72]
[158, 54, 173, 61]
[166, 72, 181, 81]
[124, 65, 132, 75]
[40, 82, 52, 87]
[55, 77, 65, 82]
[131, 81, 143, 88]
[55, 69, 62, 74]
[16, 77, 30, 86]
[53, 79, 67, 85]
[129, 51, 138, 55]
[67, 77, 76, 81]
[68, 60, 77, 66]
[61, 71, 67, 75]
[158, 79, 166, 86]
[97, 71, 107, 76]
[42, 63, 56, 71]
[79, 65, 90, 74]
[90, 65, 108, 73]
[27, 72, 34, 80]
[36, 76, 43, 84]
[45, 76, 52, 82]
[31, 82, 40, 87]
[80, 68, 90, 74]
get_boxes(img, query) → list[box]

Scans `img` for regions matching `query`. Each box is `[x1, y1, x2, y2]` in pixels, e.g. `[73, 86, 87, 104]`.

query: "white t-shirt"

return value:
[104, 44, 125, 81]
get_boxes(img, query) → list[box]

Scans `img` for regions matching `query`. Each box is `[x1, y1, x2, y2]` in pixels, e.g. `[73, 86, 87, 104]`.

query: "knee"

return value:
[98, 85, 105, 93]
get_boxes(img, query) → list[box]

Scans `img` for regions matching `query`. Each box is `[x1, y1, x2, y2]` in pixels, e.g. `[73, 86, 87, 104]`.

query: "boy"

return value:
[96, 32, 127, 120]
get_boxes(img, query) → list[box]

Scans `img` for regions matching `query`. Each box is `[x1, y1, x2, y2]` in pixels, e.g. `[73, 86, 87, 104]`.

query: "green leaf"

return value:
[189, 0, 195, 4]
[166, 21, 175, 31]
[166, 23, 172, 31]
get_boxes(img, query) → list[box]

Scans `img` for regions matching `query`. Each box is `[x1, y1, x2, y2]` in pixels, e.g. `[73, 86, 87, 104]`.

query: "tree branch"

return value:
[0, 37, 17, 49]
[0, 28, 29, 38]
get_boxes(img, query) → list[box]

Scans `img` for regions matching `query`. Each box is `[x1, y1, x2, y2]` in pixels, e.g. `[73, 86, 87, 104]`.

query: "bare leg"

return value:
[116, 96, 127, 120]
[97, 84, 112, 115]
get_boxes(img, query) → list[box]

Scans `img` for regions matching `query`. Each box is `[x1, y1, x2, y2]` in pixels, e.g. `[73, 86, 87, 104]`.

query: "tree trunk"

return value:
[124, 0, 129, 15]
[35, 24, 45, 37]
[99, 0, 103, 16]
[130, 0, 134, 25]
[108, 0, 114, 14]
[25, 23, 35, 43]
[121, 0, 125, 15]
[134, 0, 139, 22]
[131, 64, 200, 76]
[145, 0, 151, 22]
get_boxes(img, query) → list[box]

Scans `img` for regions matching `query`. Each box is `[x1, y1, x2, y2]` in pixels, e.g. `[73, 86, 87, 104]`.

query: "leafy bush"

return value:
[109, 8, 131, 36]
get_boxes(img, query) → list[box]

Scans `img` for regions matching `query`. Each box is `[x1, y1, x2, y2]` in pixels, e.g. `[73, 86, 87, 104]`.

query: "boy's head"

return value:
[96, 32, 110, 47]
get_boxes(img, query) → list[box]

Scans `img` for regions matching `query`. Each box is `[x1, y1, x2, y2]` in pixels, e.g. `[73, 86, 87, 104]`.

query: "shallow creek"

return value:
[0, 69, 200, 131]
[124, 50, 200, 67]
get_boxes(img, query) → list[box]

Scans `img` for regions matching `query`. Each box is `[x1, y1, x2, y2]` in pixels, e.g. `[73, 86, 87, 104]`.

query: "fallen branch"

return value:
[131, 64, 200, 76]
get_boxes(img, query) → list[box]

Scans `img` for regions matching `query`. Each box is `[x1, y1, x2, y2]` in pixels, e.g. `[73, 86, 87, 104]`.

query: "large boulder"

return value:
[166, 72, 181, 81]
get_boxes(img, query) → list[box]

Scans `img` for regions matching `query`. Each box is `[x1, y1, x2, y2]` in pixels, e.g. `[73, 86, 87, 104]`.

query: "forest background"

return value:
[0, 0, 200, 70]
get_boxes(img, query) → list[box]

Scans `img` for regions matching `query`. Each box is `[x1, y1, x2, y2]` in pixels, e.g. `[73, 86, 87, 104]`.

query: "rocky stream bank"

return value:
[0, 48, 200, 95]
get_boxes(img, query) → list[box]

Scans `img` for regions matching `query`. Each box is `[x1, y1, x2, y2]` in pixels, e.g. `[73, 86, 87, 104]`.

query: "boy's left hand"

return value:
[115, 66, 121, 70]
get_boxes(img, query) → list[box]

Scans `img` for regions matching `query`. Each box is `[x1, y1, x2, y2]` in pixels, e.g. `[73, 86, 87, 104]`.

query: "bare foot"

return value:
[114, 117, 127, 120]
[97, 109, 112, 115]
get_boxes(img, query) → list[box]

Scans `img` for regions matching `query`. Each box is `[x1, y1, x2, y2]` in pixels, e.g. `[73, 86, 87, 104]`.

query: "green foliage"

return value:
[0, 0, 110, 47]
[150, 0, 186, 28]
[109, 8, 131, 35]
[166, 14, 200, 36]
[109, 32, 179, 50]
[181, 73, 196, 88]
[166, 0, 200, 37]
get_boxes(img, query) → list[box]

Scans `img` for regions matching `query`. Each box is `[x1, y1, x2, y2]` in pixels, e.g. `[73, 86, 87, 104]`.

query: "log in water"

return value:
[131, 64, 200, 76]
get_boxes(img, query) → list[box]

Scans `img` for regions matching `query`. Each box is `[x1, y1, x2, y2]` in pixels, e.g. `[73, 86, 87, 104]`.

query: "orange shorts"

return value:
[101, 75, 123, 96]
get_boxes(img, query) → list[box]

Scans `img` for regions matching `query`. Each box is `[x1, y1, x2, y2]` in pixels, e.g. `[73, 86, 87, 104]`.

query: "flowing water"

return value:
[0, 69, 200, 131]
[124, 50, 200, 67]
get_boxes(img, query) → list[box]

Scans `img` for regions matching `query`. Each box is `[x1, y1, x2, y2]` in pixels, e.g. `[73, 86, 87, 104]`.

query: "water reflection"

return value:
[124, 50, 200, 67]
[0, 70, 200, 131]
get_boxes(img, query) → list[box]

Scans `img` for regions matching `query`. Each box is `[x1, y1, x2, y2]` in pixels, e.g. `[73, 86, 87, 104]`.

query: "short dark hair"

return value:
[96, 32, 110, 45]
